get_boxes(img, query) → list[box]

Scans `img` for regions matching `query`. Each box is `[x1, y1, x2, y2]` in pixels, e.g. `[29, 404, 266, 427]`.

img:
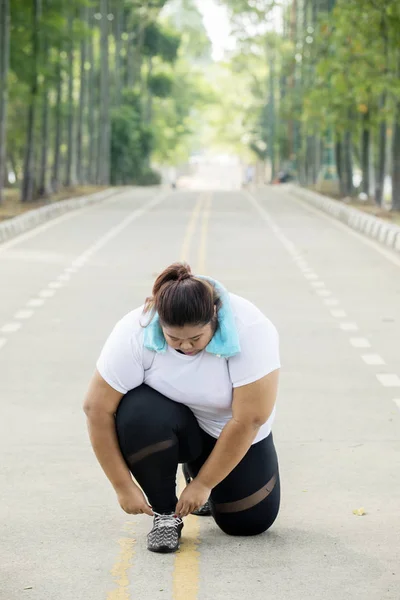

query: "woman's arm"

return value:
[83, 370, 131, 491]
[176, 369, 279, 516]
[83, 370, 153, 515]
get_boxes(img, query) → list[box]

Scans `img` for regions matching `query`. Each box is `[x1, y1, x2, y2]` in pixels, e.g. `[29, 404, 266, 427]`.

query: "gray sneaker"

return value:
[182, 465, 212, 517]
[192, 500, 212, 517]
[147, 513, 184, 553]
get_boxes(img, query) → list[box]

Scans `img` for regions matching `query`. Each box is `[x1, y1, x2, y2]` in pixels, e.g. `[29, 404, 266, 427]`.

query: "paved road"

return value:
[1, 186, 399, 600]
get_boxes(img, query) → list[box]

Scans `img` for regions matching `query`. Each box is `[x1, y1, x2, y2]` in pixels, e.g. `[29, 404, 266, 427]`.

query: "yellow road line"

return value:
[172, 193, 213, 600]
[180, 194, 204, 262]
[197, 193, 212, 273]
[107, 525, 136, 600]
[172, 473, 201, 600]
[108, 192, 208, 600]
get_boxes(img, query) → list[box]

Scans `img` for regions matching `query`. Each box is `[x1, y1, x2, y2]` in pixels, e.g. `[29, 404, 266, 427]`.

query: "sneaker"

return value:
[147, 513, 184, 554]
[192, 500, 212, 517]
[182, 465, 212, 517]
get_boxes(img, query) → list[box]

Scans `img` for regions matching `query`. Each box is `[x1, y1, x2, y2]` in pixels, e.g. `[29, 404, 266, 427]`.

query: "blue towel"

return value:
[143, 276, 241, 358]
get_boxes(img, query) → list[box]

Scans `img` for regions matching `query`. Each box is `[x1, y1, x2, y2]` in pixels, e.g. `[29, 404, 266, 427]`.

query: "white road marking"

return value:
[0, 338, 7, 350]
[324, 298, 339, 306]
[14, 310, 34, 320]
[311, 281, 325, 288]
[350, 338, 371, 348]
[65, 267, 78, 273]
[48, 281, 63, 289]
[57, 274, 70, 281]
[331, 309, 347, 318]
[393, 399, 400, 411]
[376, 374, 400, 387]
[39, 289, 56, 298]
[1, 322, 22, 333]
[27, 298, 45, 307]
[0, 208, 97, 255]
[246, 191, 400, 399]
[340, 322, 359, 331]
[361, 354, 386, 366]
[288, 190, 400, 269]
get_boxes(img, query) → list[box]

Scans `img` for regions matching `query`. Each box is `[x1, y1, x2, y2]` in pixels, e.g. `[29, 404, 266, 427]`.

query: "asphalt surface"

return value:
[1, 185, 399, 600]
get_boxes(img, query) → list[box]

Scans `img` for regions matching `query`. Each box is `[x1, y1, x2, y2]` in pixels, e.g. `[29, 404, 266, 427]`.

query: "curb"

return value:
[0, 188, 122, 245]
[287, 185, 400, 254]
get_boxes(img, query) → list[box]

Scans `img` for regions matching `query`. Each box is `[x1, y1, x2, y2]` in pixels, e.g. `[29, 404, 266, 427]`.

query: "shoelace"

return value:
[153, 513, 181, 528]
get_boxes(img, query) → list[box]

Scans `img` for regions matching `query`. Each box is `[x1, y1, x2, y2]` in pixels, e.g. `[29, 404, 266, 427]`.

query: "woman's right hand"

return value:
[116, 484, 154, 516]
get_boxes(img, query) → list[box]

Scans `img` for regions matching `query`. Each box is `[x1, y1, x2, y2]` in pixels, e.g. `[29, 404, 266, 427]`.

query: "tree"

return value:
[0, 0, 10, 204]
[97, 0, 110, 185]
[21, 0, 41, 202]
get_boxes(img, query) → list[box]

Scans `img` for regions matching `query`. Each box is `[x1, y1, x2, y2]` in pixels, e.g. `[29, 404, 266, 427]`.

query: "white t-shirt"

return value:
[96, 293, 280, 444]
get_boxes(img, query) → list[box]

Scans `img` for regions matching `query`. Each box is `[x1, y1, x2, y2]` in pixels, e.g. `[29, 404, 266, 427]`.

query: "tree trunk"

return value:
[76, 6, 88, 184]
[0, 0, 10, 205]
[65, 11, 75, 187]
[21, 0, 41, 202]
[87, 26, 96, 184]
[145, 56, 153, 124]
[38, 87, 51, 197]
[126, 32, 135, 88]
[335, 138, 345, 196]
[38, 1, 51, 199]
[374, 12, 388, 207]
[343, 128, 353, 196]
[392, 101, 400, 211]
[375, 93, 387, 207]
[97, 0, 110, 185]
[52, 53, 63, 192]
[268, 47, 276, 182]
[114, 3, 123, 106]
[361, 112, 370, 196]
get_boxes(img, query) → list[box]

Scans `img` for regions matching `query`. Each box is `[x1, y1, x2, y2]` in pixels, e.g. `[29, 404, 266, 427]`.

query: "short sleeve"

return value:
[228, 318, 280, 388]
[96, 315, 144, 394]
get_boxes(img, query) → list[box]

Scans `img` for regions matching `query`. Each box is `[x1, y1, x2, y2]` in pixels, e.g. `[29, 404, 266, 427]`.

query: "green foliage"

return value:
[135, 168, 162, 186]
[143, 22, 180, 62]
[110, 99, 153, 185]
[148, 72, 174, 98]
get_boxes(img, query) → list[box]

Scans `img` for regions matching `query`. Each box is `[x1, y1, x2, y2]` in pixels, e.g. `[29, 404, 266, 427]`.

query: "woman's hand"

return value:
[175, 479, 211, 518]
[116, 484, 154, 516]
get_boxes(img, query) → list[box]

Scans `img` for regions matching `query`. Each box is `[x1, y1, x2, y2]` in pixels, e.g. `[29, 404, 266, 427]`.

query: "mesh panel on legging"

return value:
[186, 429, 281, 536]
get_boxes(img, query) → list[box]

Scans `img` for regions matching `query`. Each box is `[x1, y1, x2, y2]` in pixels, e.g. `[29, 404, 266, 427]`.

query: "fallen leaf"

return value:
[353, 507, 366, 516]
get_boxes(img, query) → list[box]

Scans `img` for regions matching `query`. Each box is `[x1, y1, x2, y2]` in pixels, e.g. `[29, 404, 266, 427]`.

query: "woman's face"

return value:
[162, 322, 215, 356]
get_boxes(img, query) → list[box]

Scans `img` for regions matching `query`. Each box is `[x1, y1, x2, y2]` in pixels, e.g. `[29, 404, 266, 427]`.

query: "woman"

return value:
[84, 263, 281, 554]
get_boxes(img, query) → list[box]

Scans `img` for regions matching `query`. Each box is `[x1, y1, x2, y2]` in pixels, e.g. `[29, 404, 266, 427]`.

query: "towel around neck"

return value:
[143, 276, 241, 359]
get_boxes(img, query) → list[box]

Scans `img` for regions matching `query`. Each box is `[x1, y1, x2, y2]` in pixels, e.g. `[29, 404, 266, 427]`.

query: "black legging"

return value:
[115, 384, 280, 536]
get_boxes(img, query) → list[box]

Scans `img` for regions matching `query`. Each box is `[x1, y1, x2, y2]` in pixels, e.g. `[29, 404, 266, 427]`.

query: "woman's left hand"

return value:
[175, 479, 211, 518]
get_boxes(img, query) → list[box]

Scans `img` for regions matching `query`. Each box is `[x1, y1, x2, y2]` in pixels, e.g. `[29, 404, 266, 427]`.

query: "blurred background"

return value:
[0, 0, 400, 214]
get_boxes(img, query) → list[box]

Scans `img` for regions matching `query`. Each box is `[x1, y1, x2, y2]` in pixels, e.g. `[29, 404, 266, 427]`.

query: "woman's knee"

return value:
[214, 508, 279, 537]
[212, 481, 281, 537]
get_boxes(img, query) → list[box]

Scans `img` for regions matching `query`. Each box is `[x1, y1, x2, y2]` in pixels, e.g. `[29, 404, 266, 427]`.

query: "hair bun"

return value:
[176, 264, 192, 282]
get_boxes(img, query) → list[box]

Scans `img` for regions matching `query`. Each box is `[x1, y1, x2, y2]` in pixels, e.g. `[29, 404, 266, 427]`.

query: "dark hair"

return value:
[143, 262, 221, 327]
